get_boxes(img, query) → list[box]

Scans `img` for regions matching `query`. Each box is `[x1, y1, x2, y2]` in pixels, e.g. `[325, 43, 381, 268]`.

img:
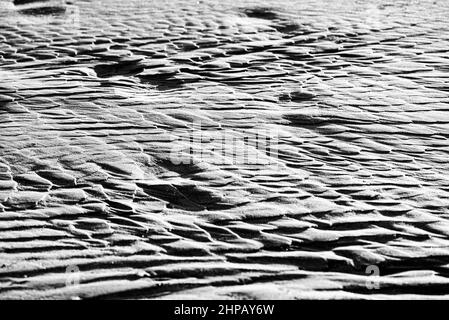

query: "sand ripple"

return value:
[1, 0, 449, 299]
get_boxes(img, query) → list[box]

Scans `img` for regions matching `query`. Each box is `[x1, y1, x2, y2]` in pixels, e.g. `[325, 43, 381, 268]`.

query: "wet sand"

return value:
[1, 0, 449, 299]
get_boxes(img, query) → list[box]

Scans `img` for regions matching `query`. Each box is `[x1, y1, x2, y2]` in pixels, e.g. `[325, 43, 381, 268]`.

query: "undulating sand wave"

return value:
[1, 0, 449, 299]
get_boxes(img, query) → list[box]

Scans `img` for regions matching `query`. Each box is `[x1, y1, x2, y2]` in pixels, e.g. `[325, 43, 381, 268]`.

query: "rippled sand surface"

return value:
[1, 0, 449, 299]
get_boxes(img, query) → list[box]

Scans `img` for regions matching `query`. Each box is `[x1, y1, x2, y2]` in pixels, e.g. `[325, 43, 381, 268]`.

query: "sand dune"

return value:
[1, 0, 449, 299]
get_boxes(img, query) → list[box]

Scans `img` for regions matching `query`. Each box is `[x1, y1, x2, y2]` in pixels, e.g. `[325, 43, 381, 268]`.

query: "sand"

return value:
[1, 0, 449, 299]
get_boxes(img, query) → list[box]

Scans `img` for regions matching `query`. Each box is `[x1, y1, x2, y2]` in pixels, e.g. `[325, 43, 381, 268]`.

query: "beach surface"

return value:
[1, 0, 449, 299]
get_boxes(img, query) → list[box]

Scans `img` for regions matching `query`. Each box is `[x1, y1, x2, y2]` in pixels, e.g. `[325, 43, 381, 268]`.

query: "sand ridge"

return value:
[1, 0, 449, 299]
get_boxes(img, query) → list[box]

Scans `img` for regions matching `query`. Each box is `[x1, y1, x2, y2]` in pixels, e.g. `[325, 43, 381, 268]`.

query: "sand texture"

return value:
[1, 0, 449, 299]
